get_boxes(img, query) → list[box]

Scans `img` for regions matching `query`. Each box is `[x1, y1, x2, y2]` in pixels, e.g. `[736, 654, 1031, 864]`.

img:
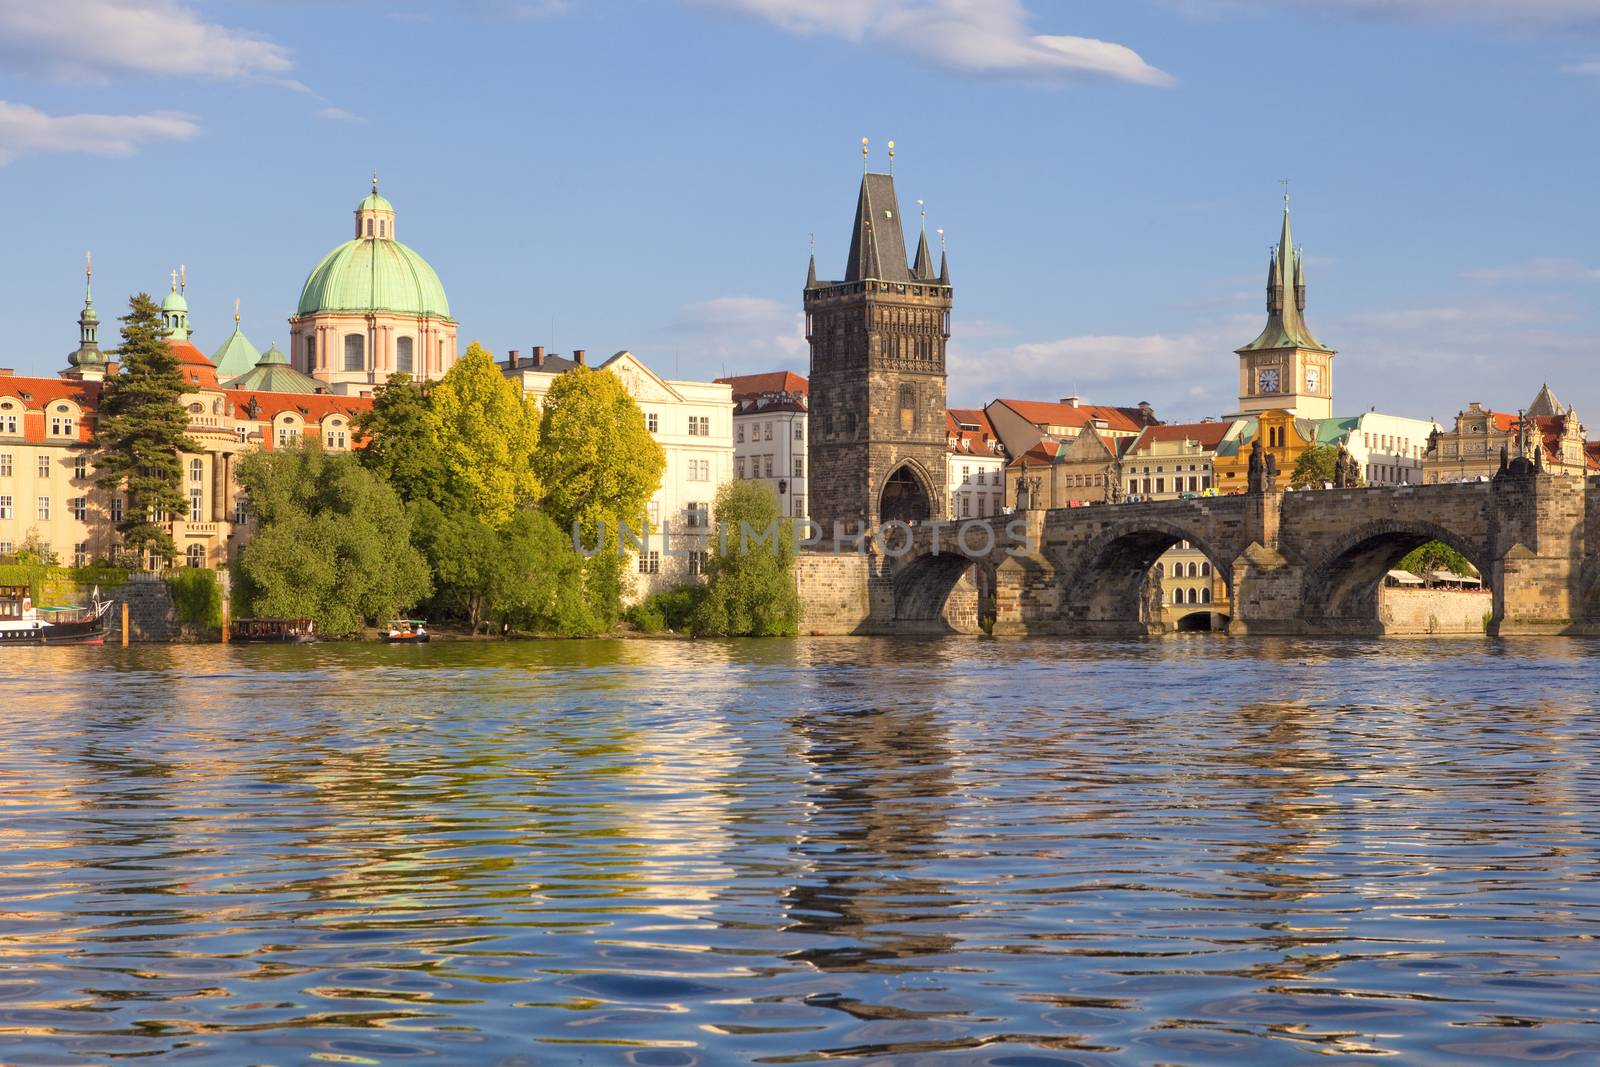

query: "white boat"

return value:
[0, 586, 114, 645]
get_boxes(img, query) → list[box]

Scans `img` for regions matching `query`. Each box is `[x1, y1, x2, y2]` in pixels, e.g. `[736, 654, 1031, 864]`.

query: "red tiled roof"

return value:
[1586, 442, 1600, 471]
[945, 407, 1004, 457]
[225, 389, 371, 449]
[1006, 439, 1063, 468]
[0, 376, 101, 443]
[994, 398, 1152, 435]
[716, 370, 808, 399]
[169, 339, 220, 390]
[1129, 421, 1233, 453]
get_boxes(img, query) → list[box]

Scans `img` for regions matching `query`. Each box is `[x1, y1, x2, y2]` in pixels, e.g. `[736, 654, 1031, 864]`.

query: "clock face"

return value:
[1258, 367, 1281, 394]
[1306, 367, 1320, 393]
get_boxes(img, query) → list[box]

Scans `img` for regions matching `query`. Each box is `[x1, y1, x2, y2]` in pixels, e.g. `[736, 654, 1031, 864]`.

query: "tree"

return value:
[692, 481, 799, 637]
[232, 443, 430, 637]
[532, 365, 666, 625]
[93, 293, 196, 563]
[425, 343, 541, 530]
[1398, 541, 1476, 587]
[495, 510, 601, 635]
[353, 373, 450, 507]
[1287, 443, 1363, 489]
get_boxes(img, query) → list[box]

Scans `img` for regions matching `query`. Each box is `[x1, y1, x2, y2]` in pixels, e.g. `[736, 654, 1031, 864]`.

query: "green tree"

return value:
[692, 481, 799, 637]
[496, 510, 601, 636]
[353, 373, 450, 507]
[1288, 443, 1363, 489]
[93, 293, 197, 563]
[1398, 541, 1476, 587]
[232, 443, 430, 637]
[426, 343, 541, 530]
[533, 365, 666, 626]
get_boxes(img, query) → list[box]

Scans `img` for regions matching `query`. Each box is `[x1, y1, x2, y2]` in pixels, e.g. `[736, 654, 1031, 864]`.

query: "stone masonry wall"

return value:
[106, 573, 180, 642]
[1377, 587, 1492, 635]
[796, 552, 883, 636]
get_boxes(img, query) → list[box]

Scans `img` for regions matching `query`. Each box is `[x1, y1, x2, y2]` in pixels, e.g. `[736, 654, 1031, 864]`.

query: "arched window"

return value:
[186, 543, 204, 568]
[1187, 588, 1199, 604]
[379, 220, 386, 238]
[304, 335, 317, 370]
[365, 218, 373, 237]
[396, 337, 414, 374]
[899, 384, 916, 433]
[1171, 561, 1183, 578]
[1172, 588, 1183, 605]
[190, 458, 203, 482]
[1187, 561, 1198, 578]
[344, 334, 365, 371]
[1201, 562, 1211, 577]
[1201, 588, 1212, 604]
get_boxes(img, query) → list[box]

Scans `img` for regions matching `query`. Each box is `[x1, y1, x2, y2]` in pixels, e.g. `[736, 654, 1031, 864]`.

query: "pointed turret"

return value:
[1526, 383, 1566, 418]
[912, 226, 934, 280]
[1238, 201, 1329, 354]
[843, 172, 911, 283]
[938, 249, 949, 284]
[211, 300, 262, 380]
[64, 252, 107, 381]
[806, 252, 817, 288]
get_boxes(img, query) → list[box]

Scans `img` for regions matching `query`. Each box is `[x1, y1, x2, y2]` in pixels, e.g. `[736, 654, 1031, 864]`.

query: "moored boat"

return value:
[382, 619, 430, 643]
[230, 618, 319, 643]
[0, 586, 113, 645]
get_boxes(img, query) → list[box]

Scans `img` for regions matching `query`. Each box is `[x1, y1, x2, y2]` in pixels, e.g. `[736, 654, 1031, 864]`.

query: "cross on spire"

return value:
[170, 269, 179, 292]
[1280, 178, 1292, 205]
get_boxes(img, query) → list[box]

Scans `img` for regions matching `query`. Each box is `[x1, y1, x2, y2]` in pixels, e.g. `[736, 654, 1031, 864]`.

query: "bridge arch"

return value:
[1300, 518, 1495, 630]
[1054, 516, 1236, 636]
[889, 549, 996, 634]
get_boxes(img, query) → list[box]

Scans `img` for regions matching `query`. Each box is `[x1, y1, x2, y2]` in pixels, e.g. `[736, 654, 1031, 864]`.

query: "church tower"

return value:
[63, 253, 108, 382]
[806, 145, 952, 536]
[1232, 196, 1334, 420]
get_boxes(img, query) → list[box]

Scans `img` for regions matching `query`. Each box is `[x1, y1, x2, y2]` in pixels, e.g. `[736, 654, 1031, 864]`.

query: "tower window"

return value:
[305, 335, 317, 370]
[396, 337, 414, 374]
[899, 384, 916, 433]
[365, 218, 373, 237]
[379, 220, 386, 238]
[344, 334, 365, 372]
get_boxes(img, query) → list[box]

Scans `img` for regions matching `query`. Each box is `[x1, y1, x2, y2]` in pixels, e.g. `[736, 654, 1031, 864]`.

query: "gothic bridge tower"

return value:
[806, 146, 952, 536]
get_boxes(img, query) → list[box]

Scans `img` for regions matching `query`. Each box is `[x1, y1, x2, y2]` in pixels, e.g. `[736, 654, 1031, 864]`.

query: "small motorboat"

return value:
[230, 618, 319, 643]
[0, 586, 113, 645]
[382, 619, 430, 643]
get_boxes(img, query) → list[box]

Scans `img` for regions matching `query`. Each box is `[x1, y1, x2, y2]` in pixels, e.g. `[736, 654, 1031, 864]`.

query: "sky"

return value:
[1, 0, 1597, 425]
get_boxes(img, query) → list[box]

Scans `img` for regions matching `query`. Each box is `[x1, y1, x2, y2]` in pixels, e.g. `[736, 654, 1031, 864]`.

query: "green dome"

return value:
[358, 191, 394, 213]
[162, 288, 189, 313]
[296, 238, 451, 319]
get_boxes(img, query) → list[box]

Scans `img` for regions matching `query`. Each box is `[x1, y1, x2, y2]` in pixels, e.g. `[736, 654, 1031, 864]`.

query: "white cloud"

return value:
[1464, 259, 1600, 283]
[0, 100, 198, 165]
[1565, 60, 1600, 76]
[0, 0, 294, 85]
[1179, 0, 1600, 23]
[315, 106, 366, 123]
[658, 296, 809, 379]
[696, 0, 1174, 87]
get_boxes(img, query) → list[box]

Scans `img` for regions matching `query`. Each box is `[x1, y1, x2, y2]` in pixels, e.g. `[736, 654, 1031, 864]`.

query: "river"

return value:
[0, 638, 1597, 1064]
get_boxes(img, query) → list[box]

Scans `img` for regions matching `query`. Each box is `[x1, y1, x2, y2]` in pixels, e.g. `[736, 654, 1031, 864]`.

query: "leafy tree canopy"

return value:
[1398, 541, 1477, 584]
[533, 365, 665, 541]
[692, 480, 799, 637]
[1288, 442, 1364, 489]
[425, 343, 541, 529]
[93, 293, 197, 561]
[232, 443, 430, 637]
[353, 373, 451, 508]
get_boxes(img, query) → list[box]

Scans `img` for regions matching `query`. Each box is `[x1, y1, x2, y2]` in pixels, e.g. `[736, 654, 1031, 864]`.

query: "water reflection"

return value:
[0, 638, 1596, 1063]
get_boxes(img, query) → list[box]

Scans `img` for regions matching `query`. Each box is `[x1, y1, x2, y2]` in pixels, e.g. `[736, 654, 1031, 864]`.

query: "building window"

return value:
[689, 416, 710, 437]
[73, 455, 88, 480]
[277, 425, 299, 448]
[326, 430, 347, 449]
[0, 415, 16, 435]
[36, 496, 50, 521]
[71, 496, 87, 521]
[646, 413, 659, 434]
[343, 333, 365, 372]
[234, 497, 248, 525]
[735, 423, 743, 443]
[305, 335, 317, 369]
[688, 550, 708, 576]
[365, 218, 373, 237]
[37, 455, 51, 478]
[379, 220, 387, 238]
[396, 337, 414, 374]
[1172, 561, 1183, 578]
[793, 457, 804, 477]
[110, 497, 123, 523]
[0, 541, 11, 555]
[685, 502, 706, 528]
[764, 422, 773, 441]
[735, 457, 745, 479]
[0, 495, 10, 519]
[51, 415, 75, 437]
[190, 457, 203, 482]
[899, 384, 916, 433]
[0, 454, 10, 477]
[689, 459, 710, 481]
[793, 496, 806, 517]
[961, 494, 970, 517]
[639, 551, 660, 574]
[190, 488, 203, 522]
[1201, 562, 1211, 577]
[1202, 588, 1212, 604]
[795, 422, 804, 441]
[187, 543, 204, 568]
[1172, 588, 1183, 605]
[73, 542, 88, 568]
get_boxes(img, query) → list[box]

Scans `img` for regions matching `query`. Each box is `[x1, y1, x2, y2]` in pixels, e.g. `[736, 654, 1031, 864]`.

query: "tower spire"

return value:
[911, 198, 934, 279]
[66, 252, 105, 379]
[806, 232, 817, 288]
[937, 228, 949, 284]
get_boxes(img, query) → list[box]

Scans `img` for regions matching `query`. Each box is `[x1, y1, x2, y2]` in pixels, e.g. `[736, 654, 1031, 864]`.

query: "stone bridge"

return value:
[798, 468, 1600, 637]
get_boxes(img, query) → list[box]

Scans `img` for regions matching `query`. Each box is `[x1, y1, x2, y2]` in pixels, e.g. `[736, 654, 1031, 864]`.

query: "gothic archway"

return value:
[880, 464, 933, 525]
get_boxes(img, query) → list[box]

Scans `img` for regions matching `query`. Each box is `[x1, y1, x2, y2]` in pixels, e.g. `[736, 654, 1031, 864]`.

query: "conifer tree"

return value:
[93, 293, 196, 564]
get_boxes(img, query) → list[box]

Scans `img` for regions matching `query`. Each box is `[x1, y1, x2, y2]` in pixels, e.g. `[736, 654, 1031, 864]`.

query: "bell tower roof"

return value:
[844, 172, 912, 283]
[1237, 199, 1331, 354]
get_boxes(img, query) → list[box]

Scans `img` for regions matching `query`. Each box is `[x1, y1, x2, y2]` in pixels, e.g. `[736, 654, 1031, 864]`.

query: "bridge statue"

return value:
[1248, 439, 1265, 493]
[1264, 451, 1279, 493]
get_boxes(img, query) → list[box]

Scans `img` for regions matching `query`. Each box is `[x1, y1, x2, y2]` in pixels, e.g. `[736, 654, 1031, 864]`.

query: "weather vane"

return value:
[887, 139, 895, 173]
[937, 227, 945, 250]
[861, 137, 869, 172]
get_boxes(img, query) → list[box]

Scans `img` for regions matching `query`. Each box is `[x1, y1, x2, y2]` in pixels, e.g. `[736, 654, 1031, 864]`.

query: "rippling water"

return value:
[2, 638, 1599, 1064]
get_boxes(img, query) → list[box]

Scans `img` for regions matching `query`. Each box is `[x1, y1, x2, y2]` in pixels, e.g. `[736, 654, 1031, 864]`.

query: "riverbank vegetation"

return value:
[691, 481, 800, 637]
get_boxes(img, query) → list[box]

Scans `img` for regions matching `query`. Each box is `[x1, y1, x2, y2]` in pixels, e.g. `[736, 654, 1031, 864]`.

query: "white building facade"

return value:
[504, 347, 733, 598]
[718, 372, 808, 521]
[944, 409, 1006, 520]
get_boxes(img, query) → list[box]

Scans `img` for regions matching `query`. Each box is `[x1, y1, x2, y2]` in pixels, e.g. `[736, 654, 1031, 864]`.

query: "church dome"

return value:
[295, 185, 450, 320]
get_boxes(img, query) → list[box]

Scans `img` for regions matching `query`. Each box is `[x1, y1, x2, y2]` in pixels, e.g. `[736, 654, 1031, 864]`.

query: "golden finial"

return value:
[1280, 177, 1291, 206]
[917, 198, 925, 223]
[887, 139, 895, 173]
[179, 263, 186, 293]
[937, 227, 945, 250]
[84, 251, 92, 302]
[234, 298, 241, 324]
[861, 136, 869, 171]
[372, 168, 379, 193]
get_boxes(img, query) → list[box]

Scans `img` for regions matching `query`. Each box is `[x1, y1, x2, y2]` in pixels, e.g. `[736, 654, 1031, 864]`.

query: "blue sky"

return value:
[1, 0, 1597, 424]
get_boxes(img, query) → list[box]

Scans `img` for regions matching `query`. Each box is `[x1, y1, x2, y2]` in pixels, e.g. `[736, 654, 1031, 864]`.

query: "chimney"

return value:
[1138, 401, 1155, 423]
[506, 349, 519, 370]
[532, 345, 545, 368]
[1061, 395, 1081, 408]
[574, 349, 586, 366]
[0, 368, 12, 376]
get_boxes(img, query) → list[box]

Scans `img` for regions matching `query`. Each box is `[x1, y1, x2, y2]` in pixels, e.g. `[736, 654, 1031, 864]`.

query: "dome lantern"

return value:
[355, 171, 396, 241]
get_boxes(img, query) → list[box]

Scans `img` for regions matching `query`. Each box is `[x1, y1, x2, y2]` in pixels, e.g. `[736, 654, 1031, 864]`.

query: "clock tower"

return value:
[1231, 197, 1334, 420]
